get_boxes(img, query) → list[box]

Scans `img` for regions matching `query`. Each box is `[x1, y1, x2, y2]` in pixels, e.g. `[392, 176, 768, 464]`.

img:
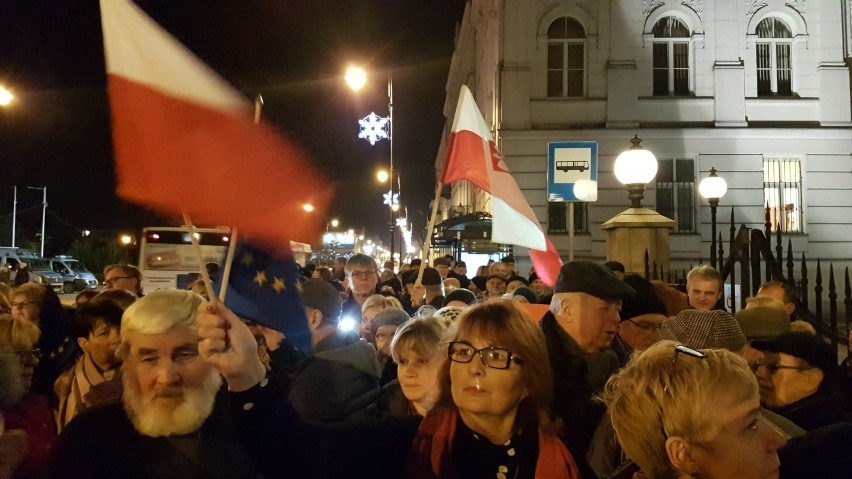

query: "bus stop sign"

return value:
[547, 141, 598, 202]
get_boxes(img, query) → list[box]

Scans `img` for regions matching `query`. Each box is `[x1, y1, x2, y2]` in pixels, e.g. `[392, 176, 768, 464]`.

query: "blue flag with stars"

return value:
[213, 242, 311, 354]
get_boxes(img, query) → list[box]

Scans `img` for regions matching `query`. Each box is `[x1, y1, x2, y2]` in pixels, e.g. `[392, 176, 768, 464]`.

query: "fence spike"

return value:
[829, 264, 838, 363]
[786, 239, 794, 287]
[644, 249, 650, 279]
[815, 259, 823, 325]
[800, 252, 809, 312]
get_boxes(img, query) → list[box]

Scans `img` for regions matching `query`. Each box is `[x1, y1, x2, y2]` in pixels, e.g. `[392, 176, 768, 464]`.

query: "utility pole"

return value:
[11, 186, 16, 247]
[27, 186, 46, 256]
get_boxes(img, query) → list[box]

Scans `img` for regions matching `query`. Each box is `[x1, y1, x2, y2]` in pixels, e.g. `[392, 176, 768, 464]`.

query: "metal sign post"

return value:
[547, 142, 598, 260]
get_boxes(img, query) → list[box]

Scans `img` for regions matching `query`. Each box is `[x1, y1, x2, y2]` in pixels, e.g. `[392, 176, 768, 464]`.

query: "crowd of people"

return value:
[1, 253, 851, 478]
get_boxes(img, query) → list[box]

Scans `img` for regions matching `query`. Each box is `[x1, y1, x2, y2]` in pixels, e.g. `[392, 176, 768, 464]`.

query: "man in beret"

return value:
[447, 261, 471, 289]
[540, 260, 635, 473]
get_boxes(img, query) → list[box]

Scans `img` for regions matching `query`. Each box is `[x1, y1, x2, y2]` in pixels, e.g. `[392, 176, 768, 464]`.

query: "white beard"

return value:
[122, 370, 222, 437]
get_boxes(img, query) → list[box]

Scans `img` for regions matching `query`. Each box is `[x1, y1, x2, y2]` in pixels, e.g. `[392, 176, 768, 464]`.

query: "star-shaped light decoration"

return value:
[382, 190, 399, 206]
[241, 252, 254, 267]
[395, 217, 408, 228]
[253, 270, 268, 287]
[357, 112, 389, 145]
[271, 277, 287, 294]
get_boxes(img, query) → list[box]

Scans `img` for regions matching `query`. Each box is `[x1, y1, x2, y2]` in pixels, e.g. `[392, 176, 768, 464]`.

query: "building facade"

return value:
[434, 0, 852, 275]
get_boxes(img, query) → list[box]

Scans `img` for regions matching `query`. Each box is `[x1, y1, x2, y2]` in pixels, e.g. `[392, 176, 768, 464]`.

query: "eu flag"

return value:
[214, 242, 311, 354]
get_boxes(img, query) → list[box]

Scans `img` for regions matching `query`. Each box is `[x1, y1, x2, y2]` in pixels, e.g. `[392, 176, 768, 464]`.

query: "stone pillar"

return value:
[601, 208, 676, 276]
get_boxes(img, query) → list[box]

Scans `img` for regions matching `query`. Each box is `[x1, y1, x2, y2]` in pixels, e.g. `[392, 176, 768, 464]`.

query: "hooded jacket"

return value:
[288, 330, 382, 424]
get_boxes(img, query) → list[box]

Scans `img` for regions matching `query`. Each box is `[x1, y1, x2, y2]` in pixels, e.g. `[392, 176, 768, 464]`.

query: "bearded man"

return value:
[48, 289, 256, 479]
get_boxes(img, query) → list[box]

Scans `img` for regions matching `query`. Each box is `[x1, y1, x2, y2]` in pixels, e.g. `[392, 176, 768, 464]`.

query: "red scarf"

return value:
[404, 407, 580, 479]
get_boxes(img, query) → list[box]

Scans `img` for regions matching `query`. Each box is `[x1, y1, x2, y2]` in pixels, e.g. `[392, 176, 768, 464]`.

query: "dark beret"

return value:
[554, 261, 635, 301]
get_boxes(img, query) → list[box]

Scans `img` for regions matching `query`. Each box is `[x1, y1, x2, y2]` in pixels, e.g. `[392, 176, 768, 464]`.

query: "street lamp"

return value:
[27, 186, 47, 257]
[330, 218, 339, 228]
[303, 203, 315, 213]
[699, 167, 728, 270]
[347, 64, 396, 262]
[613, 135, 658, 208]
[0, 86, 14, 107]
[376, 169, 389, 183]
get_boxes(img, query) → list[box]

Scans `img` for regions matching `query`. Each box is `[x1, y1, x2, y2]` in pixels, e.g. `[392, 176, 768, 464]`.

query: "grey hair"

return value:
[121, 289, 204, 341]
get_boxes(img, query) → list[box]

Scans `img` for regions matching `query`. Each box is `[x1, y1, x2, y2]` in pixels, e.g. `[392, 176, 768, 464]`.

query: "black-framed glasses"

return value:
[348, 270, 376, 280]
[15, 348, 41, 361]
[626, 318, 662, 332]
[749, 360, 811, 375]
[664, 344, 706, 393]
[11, 301, 35, 309]
[103, 276, 131, 286]
[448, 341, 523, 370]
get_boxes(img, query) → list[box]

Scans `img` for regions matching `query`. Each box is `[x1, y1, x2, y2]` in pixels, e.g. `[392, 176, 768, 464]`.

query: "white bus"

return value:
[138, 226, 231, 294]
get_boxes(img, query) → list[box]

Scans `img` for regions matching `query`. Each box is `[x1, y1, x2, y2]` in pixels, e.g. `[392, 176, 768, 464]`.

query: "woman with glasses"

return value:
[405, 300, 580, 478]
[0, 312, 57, 479]
[603, 340, 787, 479]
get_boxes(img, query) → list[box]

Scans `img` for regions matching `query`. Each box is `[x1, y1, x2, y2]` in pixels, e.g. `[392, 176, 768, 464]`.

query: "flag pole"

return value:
[218, 227, 238, 302]
[182, 212, 217, 304]
[416, 181, 444, 286]
[218, 94, 263, 301]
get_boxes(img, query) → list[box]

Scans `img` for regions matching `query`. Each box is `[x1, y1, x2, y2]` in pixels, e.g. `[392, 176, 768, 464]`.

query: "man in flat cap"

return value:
[540, 260, 635, 474]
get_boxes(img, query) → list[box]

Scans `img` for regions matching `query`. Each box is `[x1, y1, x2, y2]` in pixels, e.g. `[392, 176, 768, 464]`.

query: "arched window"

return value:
[756, 18, 793, 96]
[652, 17, 691, 96]
[547, 17, 585, 97]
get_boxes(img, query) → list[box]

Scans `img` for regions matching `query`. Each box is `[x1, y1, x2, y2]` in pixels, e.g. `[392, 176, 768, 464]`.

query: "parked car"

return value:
[49, 256, 99, 293]
[0, 247, 41, 285]
[25, 259, 64, 293]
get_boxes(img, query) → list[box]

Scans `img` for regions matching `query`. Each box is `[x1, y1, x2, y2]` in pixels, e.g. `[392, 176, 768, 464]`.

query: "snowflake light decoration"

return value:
[382, 190, 399, 206]
[395, 217, 408, 228]
[358, 112, 389, 145]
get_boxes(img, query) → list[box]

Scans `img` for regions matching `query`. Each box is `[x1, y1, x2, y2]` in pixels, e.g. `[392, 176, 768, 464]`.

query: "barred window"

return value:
[652, 17, 691, 96]
[756, 18, 793, 96]
[547, 17, 586, 97]
[763, 157, 803, 233]
[656, 158, 696, 233]
[548, 202, 589, 234]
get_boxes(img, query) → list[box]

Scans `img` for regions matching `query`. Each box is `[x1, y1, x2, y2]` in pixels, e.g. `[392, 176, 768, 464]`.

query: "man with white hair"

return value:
[48, 289, 256, 478]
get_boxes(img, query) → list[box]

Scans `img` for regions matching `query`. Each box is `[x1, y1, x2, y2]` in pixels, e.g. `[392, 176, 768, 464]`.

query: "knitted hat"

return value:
[421, 268, 443, 286]
[660, 309, 747, 352]
[735, 306, 791, 340]
[443, 288, 476, 307]
[433, 306, 465, 328]
[370, 308, 410, 338]
[512, 287, 537, 304]
[620, 275, 667, 322]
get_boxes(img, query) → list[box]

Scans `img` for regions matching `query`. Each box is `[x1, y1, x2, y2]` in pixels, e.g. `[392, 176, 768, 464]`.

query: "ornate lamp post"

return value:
[613, 135, 658, 208]
[699, 167, 728, 270]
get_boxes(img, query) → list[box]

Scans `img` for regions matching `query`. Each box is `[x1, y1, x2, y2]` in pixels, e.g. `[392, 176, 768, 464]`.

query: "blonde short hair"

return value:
[390, 316, 447, 362]
[603, 340, 758, 479]
[13, 283, 45, 308]
[119, 290, 203, 356]
[0, 313, 41, 350]
[361, 294, 403, 316]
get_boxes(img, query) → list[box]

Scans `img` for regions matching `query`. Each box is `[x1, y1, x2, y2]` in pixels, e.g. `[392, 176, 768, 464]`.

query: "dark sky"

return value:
[0, 0, 465, 253]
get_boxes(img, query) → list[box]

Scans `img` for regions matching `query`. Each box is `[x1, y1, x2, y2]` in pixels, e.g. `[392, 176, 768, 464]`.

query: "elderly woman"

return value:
[197, 299, 580, 478]
[603, 340, 787, 479]
[405, 300, 580, 478]
[0, 313, 57, 479]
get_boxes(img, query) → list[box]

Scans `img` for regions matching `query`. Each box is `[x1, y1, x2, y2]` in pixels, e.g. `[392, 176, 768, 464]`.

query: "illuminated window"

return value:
[756, 18, 793, 96]
[547, 17, 586, 97]
[548, 202, 589, 234]
[652, 17, 691, 96]
[656, 158, 696, 233]
[763, 157, 803, 233]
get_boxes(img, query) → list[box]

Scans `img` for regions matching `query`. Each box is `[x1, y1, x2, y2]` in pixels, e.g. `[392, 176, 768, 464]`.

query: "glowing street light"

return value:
[119, 234, 134, 246]
[330, 218, 340, 228]
[376, 169, 389, 183]
[699, 167, 728, 270]
[613, 135, 658, 208]
[303, 203, 315, 213]
[344, 66, 367, 92]
[0, 86, 14, 107]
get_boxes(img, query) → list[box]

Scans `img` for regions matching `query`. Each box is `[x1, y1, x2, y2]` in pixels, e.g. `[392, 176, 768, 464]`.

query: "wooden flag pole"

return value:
[416, 181, 444, 287]
[218, 227, 238, 302]
[182, 212, 217, 304]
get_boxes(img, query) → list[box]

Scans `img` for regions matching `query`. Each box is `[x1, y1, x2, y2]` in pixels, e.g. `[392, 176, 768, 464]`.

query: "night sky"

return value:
[0, 0, 466, 254]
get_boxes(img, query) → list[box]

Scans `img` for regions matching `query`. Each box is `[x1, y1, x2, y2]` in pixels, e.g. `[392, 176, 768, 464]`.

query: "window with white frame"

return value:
[652, 17, 691, 96]
[656, 158, 696, 233]
[756, 18, 793, 96]
[547, 17, 586, 97]
[763, 157, 803, 233]
[548, 202, 589, 234]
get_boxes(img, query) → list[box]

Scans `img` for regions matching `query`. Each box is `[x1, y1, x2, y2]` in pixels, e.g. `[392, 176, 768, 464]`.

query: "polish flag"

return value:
[99, 0, 332, 252]
[441, 85, 563, 286]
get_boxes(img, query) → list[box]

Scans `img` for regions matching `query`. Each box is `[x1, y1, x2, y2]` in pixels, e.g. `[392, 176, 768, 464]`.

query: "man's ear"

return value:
[665, 436, 697, 476]
[77, 336, 88, 351]
[307, 309, 323, 331]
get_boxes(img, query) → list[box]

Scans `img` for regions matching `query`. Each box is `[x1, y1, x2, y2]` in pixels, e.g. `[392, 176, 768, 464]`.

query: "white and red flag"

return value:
[441, 85, 563, 286]
[99, 0, 332, 253]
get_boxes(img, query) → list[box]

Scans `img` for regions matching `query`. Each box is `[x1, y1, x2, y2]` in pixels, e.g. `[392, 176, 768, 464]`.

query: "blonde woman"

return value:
[360, 294, 403, 344]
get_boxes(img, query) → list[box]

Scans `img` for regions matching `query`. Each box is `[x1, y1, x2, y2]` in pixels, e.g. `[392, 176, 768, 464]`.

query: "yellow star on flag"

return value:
[253, 270, 268, 287]
[241, 252, 254, 267]
[272, 276, 287, 293]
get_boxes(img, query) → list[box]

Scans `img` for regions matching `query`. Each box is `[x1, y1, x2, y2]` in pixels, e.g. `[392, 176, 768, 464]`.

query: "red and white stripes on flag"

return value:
[441, 85, 562, 286]
[100, 0, 331, 252]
